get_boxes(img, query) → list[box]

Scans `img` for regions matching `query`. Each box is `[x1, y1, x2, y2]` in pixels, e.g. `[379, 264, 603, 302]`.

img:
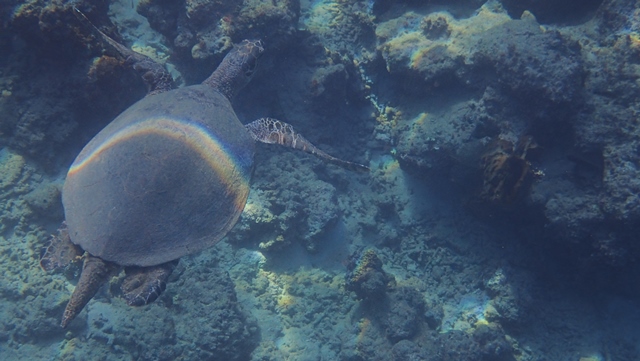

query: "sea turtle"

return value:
[40, 9, 368, 328]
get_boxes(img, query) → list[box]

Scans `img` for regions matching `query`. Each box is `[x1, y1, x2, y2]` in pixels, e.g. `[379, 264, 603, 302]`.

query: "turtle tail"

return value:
[61, 255, 116, 328]
[245, 118, 369, 173]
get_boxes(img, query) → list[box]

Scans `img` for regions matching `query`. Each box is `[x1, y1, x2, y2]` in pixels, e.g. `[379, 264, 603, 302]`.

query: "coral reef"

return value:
[228, 151, 341, 252]
[519, 0, 640, 269]
[484, 268, 530, 326]
[23, 182, 63, 220]
[165, 264, 258, 360]
[3, 0, 640, 360]
[301, 0, 375, 54]
[500, 0, 603, 24]
[137, 0, 299, 82]
[469, 17, 584, 121]
[384, 287, 425, 342]
[391, 339, 429, 361]
[345, 248, 394, 300]
[1, 0, 145, 166]
[384, 6, 583, 175]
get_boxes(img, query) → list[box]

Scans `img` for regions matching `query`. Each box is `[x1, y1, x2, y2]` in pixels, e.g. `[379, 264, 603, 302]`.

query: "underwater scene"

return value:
[1, 0, 640, 360]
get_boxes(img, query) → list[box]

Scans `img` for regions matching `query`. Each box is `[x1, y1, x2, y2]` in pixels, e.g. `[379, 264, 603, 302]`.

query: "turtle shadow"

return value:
[262, 218, 351, 274]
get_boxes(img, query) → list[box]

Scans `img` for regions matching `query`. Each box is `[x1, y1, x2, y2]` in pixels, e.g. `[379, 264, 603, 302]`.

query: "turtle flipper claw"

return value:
[122, 260, 178, 306]
[245, 117, 369, 173]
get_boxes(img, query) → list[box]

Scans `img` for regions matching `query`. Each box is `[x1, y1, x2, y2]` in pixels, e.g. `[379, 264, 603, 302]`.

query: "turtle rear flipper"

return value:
[61, 255, 117, 328]
[73, 8, 173, 95]
[245, 117, 370, 173]
[121, 260, 178, 307]
[40, 222, 83, 272]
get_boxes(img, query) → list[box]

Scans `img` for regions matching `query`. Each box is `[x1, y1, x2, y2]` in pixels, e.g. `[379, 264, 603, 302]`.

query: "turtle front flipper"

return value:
[73, 8, 173, 95]
[245, 117, 370, 173]
[40, 222, 83, 271]
[121, 260, 178, 307]
[61, 254, 117, 328]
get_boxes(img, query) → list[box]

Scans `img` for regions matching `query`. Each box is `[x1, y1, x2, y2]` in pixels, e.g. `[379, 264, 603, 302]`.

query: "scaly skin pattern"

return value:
[122, 260, 179, 307]
[203, 39, 264, 100]
[245, 117, 369, 173]
[39, 222, 82, 272]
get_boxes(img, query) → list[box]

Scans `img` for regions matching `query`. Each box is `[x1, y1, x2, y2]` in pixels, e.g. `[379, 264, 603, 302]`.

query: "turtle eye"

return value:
[243, 59, 257, 78]
[236, 39, 262, 78]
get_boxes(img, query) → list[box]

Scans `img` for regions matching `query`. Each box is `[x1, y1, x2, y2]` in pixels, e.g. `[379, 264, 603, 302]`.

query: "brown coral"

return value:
[479, 136, 540, 204]
[345, 249, 395, 300]
[87, 55, 123, 80]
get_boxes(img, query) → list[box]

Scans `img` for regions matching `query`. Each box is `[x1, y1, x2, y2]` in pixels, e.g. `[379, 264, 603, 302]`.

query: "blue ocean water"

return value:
[1, 0, 640, 360]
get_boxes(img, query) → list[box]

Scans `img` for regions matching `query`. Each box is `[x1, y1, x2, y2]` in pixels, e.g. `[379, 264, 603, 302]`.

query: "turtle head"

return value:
[203, 39, 265, 99]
